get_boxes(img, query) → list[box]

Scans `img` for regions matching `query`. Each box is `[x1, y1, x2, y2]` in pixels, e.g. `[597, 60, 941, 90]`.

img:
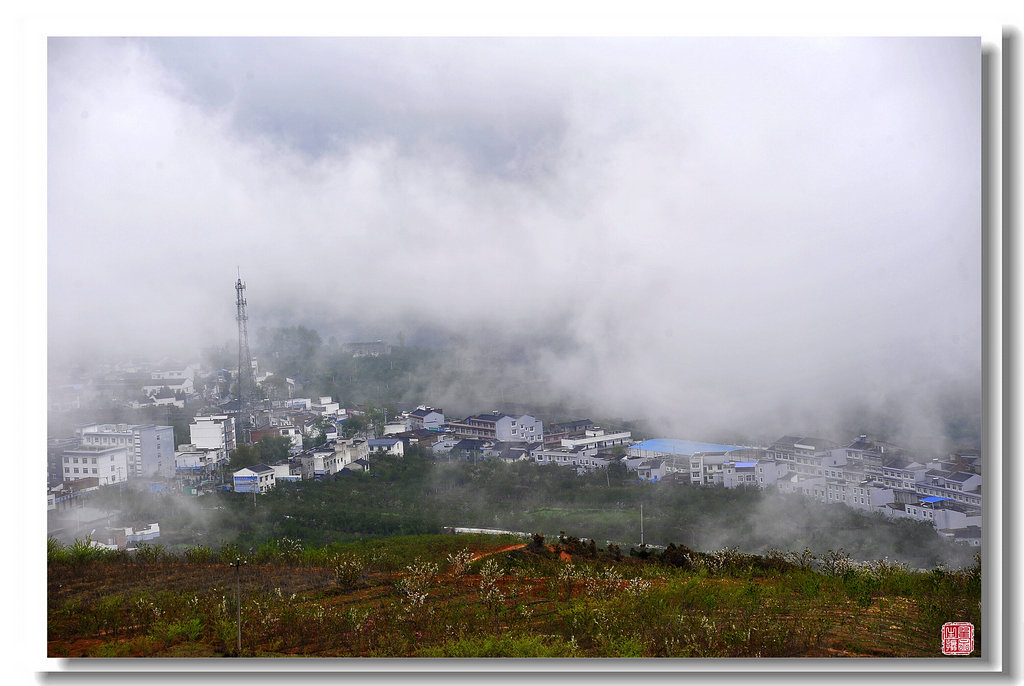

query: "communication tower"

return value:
[235, 273, 256, 444]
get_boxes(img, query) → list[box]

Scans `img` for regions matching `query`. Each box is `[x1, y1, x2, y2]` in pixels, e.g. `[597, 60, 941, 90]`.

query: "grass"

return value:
[47, 534, 981, 658]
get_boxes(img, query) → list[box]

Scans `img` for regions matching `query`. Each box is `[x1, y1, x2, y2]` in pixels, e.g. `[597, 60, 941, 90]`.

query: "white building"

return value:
[76, 423, 175, 479]
[62, 445, 130, 485]
[448, 413, 544, 443]
[142, 376, 195, 397]
[312, 396, 341, 417]
[722, 460, 758, 488]
[190, 415, 237, 453]
[368, 437, 405, 456]
[233, 464, 275, 493]
[407, 407, 445, 431]
[560, 428, 632, 453]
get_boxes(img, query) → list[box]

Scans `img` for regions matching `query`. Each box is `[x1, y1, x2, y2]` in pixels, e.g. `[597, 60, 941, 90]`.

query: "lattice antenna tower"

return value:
[235, 272, 256, 444]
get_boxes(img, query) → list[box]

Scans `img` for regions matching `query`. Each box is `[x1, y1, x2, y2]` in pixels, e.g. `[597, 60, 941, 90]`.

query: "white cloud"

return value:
[47, 36, 981, 446]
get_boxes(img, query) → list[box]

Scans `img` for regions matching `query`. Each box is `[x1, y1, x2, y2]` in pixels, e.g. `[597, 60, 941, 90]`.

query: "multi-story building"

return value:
[407, 407, 445, 431]
[559, 428, 632, 453]
[542, 420, 594, 448]
[76, 423, 175, 479]
[767, 436, 841, 482]
[233, 464, 275, 493]
[48, 437, 80, 487]
[189, 415, 236, 453]
[61, 445, 130, 485]
[529, 446, 616, 473]
[448, 413, 544, 443]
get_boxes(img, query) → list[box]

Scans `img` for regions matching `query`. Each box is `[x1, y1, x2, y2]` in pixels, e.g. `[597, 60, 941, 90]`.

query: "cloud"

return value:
[47, 36, 981, 448]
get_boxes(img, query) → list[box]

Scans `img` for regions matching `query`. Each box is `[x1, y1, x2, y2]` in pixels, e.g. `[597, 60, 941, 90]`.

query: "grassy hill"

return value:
[47, 533, 980, 658]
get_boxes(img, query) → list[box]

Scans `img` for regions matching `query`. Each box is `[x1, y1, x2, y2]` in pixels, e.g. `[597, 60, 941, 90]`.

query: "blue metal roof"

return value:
[630, 438, 745, 455]
[920, 496, 952, 503]
[734, 461, 757, 468]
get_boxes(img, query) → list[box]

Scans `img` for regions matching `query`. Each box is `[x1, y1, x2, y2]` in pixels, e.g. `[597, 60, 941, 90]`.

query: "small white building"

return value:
[722, 461, 758, 488]
[312, 397, 341, 417]
[407, 407, 445, 431]
[233, 464, 275, 493]
[368, 437, 405, 456]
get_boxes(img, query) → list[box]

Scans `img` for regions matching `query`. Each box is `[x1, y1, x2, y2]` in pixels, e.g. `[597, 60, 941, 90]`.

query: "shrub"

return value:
[184, 545, 215, 564]
[134, 542, 170, 564]
[330, 552, 367, 590]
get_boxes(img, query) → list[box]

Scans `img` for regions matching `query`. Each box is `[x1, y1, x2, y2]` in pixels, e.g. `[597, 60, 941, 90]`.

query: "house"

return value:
[233, 464, 275, 493]
[368, 438, 405, 457]
[407, 407, 445, 431]
[343, 458, 370, 473]
[722, 461, 758, 488]
[299, 445, 344, 478]
[636, 460, 666, 481]
[530, 446, 615, 473]
[271, 461, 301, 483]
[448, 412, 544, 443]
[141, 376, 194, 398]
[389, 429, 444, 450]
[337, 437, 370, 467]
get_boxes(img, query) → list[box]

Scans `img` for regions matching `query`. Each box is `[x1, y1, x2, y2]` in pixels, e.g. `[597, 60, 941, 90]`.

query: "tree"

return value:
[340, 414, 369, 439]
[256, 436, 292, 463]
[229, 444, 260, 471]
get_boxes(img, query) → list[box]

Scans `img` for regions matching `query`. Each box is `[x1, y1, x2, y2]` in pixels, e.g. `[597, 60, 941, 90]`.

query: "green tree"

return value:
[228, 444, 260, 471]
[340, 414, 369, 439]
[256, 436, 293, 463]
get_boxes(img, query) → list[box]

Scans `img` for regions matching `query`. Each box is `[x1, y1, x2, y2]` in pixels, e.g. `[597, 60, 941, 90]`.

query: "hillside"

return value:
[47, 533, 981, 658]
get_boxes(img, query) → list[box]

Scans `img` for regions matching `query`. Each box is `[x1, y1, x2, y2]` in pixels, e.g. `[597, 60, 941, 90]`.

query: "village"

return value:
[46, 347, 983, 551]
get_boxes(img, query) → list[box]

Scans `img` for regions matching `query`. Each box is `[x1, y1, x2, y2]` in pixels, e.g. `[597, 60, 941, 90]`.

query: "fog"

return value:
[47, 37, 981, 451]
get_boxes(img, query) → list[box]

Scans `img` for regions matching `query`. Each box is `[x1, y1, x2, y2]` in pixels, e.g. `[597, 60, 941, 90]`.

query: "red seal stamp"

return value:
[941, 622, 974, 656]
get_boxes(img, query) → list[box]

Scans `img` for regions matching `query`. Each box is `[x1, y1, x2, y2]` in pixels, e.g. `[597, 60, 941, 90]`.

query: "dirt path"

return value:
[469, 543, 526, 562]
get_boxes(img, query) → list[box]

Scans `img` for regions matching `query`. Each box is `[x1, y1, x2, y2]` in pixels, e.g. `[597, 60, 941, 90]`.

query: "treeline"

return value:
[150, 451, 978, 570]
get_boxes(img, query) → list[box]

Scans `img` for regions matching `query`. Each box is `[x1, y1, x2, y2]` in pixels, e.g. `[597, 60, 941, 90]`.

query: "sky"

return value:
[46, 36, 982, 448]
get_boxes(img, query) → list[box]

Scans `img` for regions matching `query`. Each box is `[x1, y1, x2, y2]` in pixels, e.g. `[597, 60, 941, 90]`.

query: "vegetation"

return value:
[76, 450, 976, 570]
[228, 436, 293, 471]
[47, 534, 981, 658]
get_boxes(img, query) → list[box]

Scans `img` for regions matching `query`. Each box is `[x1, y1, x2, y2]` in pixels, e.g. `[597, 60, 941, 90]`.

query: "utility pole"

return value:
[638, 501, 647, 544]
[229, 556, 246, 655]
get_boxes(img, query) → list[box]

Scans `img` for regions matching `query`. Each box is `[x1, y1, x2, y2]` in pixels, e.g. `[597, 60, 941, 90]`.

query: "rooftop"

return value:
[630, 438, 745, 456]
